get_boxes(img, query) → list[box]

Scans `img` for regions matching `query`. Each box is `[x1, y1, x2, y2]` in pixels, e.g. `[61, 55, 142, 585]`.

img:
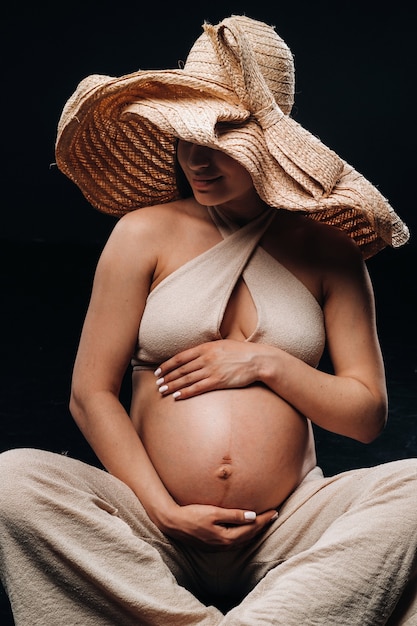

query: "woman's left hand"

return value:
[154, 340, 265, 399]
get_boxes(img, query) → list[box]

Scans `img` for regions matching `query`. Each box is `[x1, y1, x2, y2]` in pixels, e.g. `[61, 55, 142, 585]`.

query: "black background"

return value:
[1, 1, 416, 622]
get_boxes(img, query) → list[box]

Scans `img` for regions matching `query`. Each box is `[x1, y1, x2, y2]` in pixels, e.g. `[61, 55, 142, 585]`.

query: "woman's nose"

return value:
[186, 144, 211, 170]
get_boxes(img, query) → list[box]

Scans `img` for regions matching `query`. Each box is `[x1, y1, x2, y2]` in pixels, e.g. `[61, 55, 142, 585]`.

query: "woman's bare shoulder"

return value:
[115, 199, 192, 233]
[102, 199, 196, 254]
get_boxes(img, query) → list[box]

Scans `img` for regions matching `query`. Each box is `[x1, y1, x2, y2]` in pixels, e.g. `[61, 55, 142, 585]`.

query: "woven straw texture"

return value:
[55, 15, 409, 258]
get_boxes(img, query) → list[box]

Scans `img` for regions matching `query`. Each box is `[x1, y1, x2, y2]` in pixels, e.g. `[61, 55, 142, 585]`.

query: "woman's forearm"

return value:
[155, 338, 387, 443]
[257, 345, 387, 443]
[69, 389, 178, 529]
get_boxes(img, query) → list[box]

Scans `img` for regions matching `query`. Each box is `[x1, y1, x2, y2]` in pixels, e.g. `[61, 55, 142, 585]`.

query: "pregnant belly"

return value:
[131, 373, 316, 512]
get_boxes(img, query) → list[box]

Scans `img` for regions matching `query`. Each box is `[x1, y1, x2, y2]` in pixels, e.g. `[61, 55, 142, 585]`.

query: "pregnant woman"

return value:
[1, 15, 416, 626]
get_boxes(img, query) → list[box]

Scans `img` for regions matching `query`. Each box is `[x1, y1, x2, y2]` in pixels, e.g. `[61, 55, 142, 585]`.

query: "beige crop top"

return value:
[132, 206, 325, 370]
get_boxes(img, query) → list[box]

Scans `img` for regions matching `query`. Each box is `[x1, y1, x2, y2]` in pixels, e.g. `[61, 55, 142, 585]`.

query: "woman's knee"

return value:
[382, 458, 417, 493]
[371, 459, 417, 533]
[0, 446, 45, 482]
[0, 448, 69, 523]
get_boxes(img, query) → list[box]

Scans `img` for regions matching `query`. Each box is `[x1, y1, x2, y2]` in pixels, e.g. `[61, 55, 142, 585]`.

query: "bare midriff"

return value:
[130, 370, 317, 513]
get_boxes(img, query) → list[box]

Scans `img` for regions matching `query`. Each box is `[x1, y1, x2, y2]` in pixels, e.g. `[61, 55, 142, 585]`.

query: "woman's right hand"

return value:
[158, 503, 278, 549]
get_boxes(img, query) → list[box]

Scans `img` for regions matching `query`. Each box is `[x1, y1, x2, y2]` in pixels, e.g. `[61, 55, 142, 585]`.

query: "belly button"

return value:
[216, 464, 233, 480]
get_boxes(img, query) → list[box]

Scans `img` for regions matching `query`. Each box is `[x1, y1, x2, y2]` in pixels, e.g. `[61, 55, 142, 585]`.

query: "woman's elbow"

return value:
[357, 397, 388, 444]
[69, 377, 98, 424]
[69, 384, 85, 423]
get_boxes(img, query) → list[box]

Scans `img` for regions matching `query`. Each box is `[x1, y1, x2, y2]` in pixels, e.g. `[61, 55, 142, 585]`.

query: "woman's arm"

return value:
[264, 241, 387, 443]
[70, 212, 177, 523]
[156, 236, 387, 444]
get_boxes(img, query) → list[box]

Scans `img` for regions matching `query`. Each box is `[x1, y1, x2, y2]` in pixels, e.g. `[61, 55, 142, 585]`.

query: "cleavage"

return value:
[219, 277, 258, 341]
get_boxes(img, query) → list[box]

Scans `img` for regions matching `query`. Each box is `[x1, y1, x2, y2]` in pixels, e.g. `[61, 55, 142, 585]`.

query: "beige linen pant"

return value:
[0, 448, 416, 625]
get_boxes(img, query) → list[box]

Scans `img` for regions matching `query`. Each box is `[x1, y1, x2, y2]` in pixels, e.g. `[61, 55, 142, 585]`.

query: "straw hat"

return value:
[55, 15, 409, 258]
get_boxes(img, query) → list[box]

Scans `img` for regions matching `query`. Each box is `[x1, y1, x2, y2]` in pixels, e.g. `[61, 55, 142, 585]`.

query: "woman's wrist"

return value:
[151, 501, 183, 534]
[255, 344, 284, 390]
[139, 491, 181, 533]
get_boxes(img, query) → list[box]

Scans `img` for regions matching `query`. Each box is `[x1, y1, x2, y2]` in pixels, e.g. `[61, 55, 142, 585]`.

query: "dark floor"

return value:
[1, 239, 416, 624]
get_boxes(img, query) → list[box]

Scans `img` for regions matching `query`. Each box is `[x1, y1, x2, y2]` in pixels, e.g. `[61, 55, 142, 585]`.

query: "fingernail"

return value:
[270, 511, 279, 522]
[159, 385, 168, 393]
[173, 391, 181, 399]
[244, 511, 256, 521]
[156, 377, 164, 386]
[154, 368, 162, 377]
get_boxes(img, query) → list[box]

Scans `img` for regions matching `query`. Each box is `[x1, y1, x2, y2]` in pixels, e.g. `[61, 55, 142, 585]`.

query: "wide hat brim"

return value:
[55, 17, 409, 258]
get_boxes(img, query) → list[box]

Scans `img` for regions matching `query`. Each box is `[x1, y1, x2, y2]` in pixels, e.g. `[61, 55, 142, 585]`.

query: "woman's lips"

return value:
[191, 176, 221, 190]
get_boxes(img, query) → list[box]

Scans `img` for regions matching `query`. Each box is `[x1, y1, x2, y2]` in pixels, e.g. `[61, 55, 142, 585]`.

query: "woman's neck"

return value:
[211, 194, 270, 226]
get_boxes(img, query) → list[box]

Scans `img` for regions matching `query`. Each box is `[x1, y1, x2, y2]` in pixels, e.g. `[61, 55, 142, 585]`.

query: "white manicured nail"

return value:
[159, 385, 168, 393]
[173, 391, 181, 399]
[154, 368, 162, 377]
[156, 377, 164, 386]
[244, 511, 256, 521]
